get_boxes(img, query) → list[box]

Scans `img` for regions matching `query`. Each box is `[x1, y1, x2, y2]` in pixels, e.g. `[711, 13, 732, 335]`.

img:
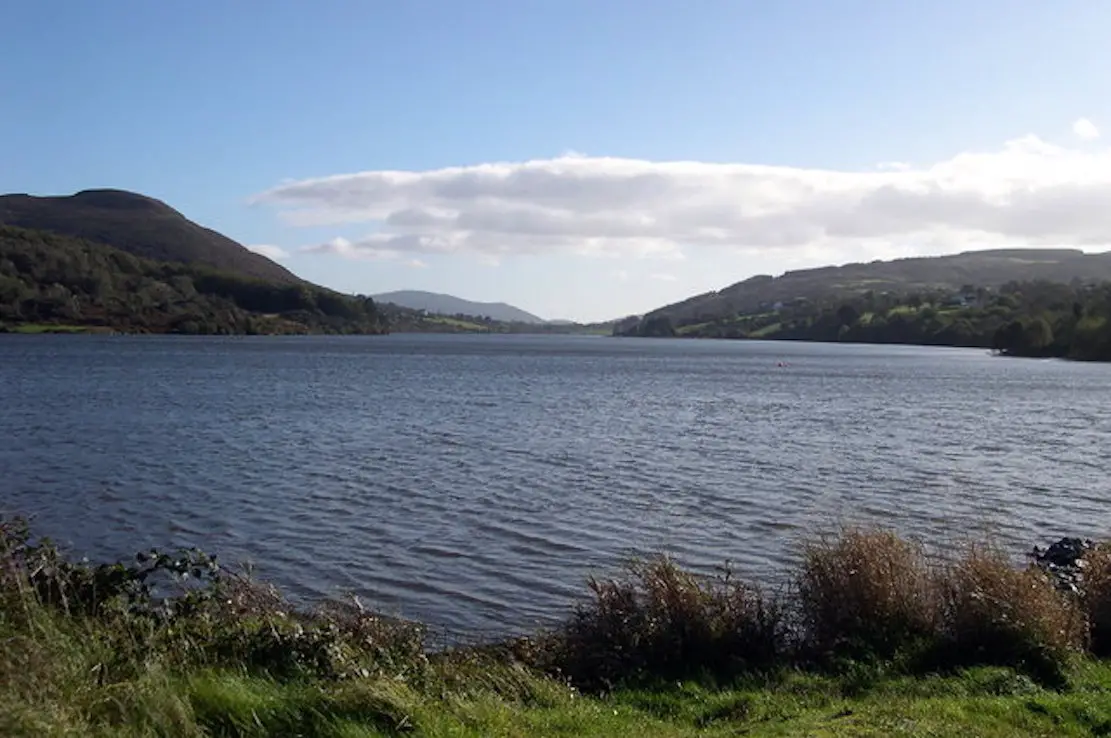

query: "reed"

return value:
[796, 528, 939, 662]
[546, 555, 784, 690]
[939, 543, 1086, 684]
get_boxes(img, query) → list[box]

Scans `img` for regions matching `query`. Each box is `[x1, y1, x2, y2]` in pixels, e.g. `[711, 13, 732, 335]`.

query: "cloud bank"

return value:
[255, 126, 1111, 264]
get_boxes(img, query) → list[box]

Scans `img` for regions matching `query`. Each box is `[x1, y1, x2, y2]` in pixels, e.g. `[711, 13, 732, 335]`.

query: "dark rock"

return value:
[1029, 537, 1095, 594]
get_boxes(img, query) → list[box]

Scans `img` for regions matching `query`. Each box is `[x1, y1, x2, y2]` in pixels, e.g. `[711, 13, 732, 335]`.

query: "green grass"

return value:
[887, 305, 920, 316]
[675, 311, 781, 336]
[674, 322, 712, 336]
[423, 316, 492, 331]
[6, 521, 1111, 736]
[2, 323, 91, 334]
[749, 321, 783, 338]
[9, 620, 1111, 738]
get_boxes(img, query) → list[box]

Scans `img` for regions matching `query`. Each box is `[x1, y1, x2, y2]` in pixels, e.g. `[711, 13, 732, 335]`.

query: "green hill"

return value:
[642, 249, 1111, 326]
[617, 249, 1111, 360]
[0, 189, 389, 335]
[0, 225, 385, 335]
[0, 189, 298, 284]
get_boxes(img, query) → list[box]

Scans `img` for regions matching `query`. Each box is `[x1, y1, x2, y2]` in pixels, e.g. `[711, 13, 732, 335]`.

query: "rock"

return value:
[1029, 537, 1095, 594]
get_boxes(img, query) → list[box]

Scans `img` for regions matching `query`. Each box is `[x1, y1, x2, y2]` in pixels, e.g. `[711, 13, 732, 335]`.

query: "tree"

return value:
[0, 225, 388, 335]
[639, 315, 675, 337]
[836, 303, 860, 327]
[993, 320, 1026, 354]
[1023, 316, 1054, 353]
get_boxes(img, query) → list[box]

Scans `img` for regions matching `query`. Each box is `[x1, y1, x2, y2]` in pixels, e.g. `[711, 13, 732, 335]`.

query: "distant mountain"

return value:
[641, 248, 1111, 325]
[373, 290, 546, 324]
[0, 189, 299, 284]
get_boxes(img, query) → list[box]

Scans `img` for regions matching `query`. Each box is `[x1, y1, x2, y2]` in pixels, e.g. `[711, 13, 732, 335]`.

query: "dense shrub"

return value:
[547, 556, 784, 691]
[938, 545, 1086, 684]
[1082, 543, 1111, 655]
[797, 529, 939, 661]
[0, 516, 425, 682]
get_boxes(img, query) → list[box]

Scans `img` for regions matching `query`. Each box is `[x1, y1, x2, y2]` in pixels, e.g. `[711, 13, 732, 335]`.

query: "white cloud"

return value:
[247, 244, 290, 260]
[406, 259, 428, 269]
[650, 273, 678, 281]
[257, 128, 1111, 266]
[1073, 118, 1100, 141]
[300, 236, 402, 261]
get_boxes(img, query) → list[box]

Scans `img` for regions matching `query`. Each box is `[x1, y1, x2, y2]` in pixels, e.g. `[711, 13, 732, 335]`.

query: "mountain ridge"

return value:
[373, 289, 546, 324]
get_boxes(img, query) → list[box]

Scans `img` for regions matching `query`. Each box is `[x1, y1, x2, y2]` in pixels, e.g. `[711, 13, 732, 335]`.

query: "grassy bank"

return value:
[0, 323, 97, 334]
[5, 520, 1111, 736]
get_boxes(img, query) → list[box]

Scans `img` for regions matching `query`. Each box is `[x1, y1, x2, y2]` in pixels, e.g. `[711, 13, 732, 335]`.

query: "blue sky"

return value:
[4, 2, 1111, 321]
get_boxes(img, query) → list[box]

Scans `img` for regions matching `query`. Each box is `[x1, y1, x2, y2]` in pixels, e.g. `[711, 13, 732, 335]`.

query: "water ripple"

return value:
[2, 334, 1110, 635]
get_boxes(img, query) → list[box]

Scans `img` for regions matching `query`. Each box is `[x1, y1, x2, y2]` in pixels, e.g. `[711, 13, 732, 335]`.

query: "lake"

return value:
[1, 334, 1108, 638]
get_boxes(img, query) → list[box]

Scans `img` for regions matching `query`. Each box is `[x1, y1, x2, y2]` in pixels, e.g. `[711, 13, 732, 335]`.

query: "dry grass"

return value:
[548, 556, 785, 691]
[1082, 543, 1111, 655]
[523, 530, 1093, 690]
[939, 544, 1086, 683]
[797, 528, 939, 660]
[794, 528, 1087, 683]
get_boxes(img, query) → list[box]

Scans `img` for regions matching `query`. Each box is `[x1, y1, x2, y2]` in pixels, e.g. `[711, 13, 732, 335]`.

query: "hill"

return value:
[641, 249, 1111, 326]
[0, 225, 385, 335]
[0, 189, 298, 284]
[377, 301, 610, 335]
[373, 289, 546, 323]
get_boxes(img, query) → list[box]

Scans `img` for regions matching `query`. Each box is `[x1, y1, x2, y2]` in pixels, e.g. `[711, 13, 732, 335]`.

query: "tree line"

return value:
[620, 280, 1111, 361]
[0, 226, 387, 334]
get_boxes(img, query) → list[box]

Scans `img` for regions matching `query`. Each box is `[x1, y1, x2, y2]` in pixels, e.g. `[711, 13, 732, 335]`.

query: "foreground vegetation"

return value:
[0, 226, 387, 335]
[622, 280, 1111, 360]
[6, 519, 1111, 736]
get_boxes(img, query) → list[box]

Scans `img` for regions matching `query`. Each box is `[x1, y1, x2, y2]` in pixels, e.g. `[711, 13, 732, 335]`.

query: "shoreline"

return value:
[5, 520, 1111, 735]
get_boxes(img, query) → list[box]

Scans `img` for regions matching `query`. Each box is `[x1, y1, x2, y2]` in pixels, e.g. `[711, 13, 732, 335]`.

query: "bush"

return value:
[5, 513, 1108, 702]
[1082, 543, 1111, 655]
[797, 528, 939, 662]
[938, 545, 1085, 684]
[0, 516, 426, 683]
[548, 556, 784, 691]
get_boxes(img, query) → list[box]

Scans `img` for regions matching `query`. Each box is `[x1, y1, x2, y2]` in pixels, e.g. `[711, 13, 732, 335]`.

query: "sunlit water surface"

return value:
[2, 334, 1108, 636]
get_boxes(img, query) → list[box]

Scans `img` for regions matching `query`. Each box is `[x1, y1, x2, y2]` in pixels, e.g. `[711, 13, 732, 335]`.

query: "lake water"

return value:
[1, 334, 1109, 638]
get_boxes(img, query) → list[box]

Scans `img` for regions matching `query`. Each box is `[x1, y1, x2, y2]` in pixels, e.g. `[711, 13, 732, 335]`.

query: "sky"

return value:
[4, 2, 1111, 322]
